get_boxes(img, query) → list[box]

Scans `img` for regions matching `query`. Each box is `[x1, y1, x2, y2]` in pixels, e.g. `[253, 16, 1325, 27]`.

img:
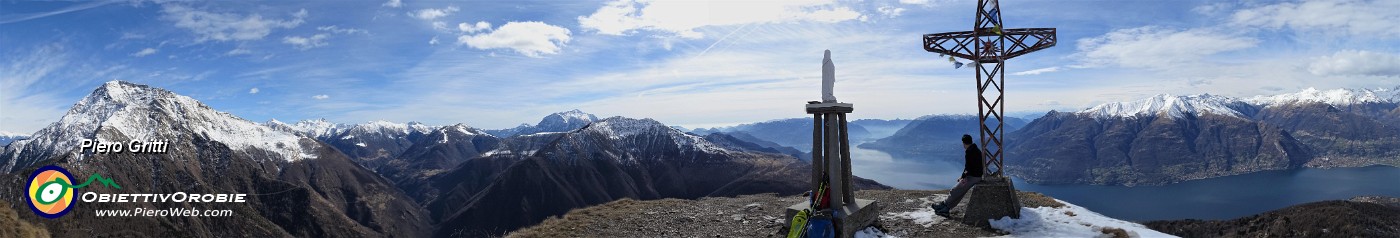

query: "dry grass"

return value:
[0, 201, 50, 238]
[1017, 191, 1065, 208]
[1100, 227, 1129, 238]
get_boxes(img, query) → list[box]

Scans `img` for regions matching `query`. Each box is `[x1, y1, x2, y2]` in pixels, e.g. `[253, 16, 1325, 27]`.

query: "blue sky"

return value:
[2, 0, 1398, 134]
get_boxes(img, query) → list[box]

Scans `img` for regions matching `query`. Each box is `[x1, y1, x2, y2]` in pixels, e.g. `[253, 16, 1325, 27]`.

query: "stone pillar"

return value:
[784, 102, 879, 238]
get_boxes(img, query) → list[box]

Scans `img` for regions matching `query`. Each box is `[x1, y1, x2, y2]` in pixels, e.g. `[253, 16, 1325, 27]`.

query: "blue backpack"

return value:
[805, 211, 835, 238]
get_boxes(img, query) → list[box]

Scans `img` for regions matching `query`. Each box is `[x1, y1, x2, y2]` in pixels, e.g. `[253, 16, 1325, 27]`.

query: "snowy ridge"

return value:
[584, 117, 727, 154]
[433, 124, 489, 144]
[552, 109, 599, 125]
[344, 120, 436, 137]
[3, 81, 319, 171]
[0, 131, 30, 138]
[1080, 86, 1400, 119]
[1079, 94, 1249, 119]
[266, 118, 348, 138]
[1246, 87, 1400, 107]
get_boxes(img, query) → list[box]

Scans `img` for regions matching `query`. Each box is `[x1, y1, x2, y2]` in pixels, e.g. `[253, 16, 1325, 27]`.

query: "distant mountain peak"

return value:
[1079, 93, 1250, 119]
[1247, 87, 1399, 107]
[266, 118, 348, 138]
[0, 131, 29, 138]
[542, 109, 599, 125]
[3, 80, 321, 172]
[581, 116, 726, 154]
[351, 120, 435, 135]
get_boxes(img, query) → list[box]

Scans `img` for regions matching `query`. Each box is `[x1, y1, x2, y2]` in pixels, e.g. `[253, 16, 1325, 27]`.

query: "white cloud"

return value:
[877, 6, 906, 18]
[1230, 0, 1400, 39]
[317, 25, 368, 35]
[1192, 2, 1232, 15]
[383, 0, 403, 8]
[457, 21, 572, 57]
[410, 6, 458, 20]
[428, 36, 440, 45]
[900, 0, 930, 5]
[1308, 50, 1400, 77]
[1011, 66, 1061, 76]
[131, 48, 158, 57]
[226, 48, 252, 55]
[283, 34, 330, 50]
[1, 44, 74, 133]
[458, 21, 491, 33]
[160, 5, 307, 42]
[1074, 26, 1257, 69]
[577, 0, 864, 39]
[313, 94, 330, 100]
[249, 87, 260, 94]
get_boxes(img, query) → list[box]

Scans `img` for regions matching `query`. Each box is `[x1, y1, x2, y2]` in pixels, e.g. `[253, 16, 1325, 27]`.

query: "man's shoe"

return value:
[930, 202, 945, 211]
[934, 210, 952, 218]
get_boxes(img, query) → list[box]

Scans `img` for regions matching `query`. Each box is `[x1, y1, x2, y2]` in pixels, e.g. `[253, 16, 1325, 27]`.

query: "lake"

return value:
[848, 144, 1400, 221]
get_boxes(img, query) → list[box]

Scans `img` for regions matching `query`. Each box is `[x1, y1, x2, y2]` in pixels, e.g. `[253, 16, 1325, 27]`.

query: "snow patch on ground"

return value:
[855, 226, 896, 238]
[884, 194, 949, 228]
[987, 198, 1176, 238]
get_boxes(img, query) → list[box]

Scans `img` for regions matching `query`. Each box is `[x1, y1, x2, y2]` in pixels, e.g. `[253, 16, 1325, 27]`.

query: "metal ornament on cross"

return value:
[923, 0, 1056, 177]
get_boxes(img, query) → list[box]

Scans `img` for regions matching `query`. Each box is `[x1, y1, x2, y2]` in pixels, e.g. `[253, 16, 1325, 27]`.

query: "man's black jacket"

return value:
[962, 143, 984, 179]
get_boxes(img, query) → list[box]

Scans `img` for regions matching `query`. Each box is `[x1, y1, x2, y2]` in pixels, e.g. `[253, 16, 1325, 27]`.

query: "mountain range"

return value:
[857, 87, 1399, 186]
[0, 81, 887, 237]
[0, 132, 26, 147]
[0, 81, 431, 237]
[1008, 87, 1400, 185]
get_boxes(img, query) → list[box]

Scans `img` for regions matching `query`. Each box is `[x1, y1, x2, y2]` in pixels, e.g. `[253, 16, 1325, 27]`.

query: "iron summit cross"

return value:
[923, 0, 1056, 177]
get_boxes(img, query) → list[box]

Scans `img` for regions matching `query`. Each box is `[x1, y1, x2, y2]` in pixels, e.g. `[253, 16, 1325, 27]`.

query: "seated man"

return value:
[932, 134, 984, 217]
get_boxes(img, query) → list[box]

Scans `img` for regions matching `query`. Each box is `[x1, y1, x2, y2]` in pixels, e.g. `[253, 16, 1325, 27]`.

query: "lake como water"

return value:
[848, 144, 1400, 221]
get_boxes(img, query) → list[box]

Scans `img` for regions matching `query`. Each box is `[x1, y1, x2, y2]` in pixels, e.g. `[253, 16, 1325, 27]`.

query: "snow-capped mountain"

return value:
[1, 81, 321, 173]
[378, 123, 499, 187]
[268, 119, 437, 169]
[485, 109, 599, 137]
[1010, 86, 1400, 185]
[1247, 87, 1400, 107]
[1079, 87, 1400, 120]
[0, 80, 432, 237]
[266, 118, 348, 138]
[0, 131, 29, 147]
[1079, 94, 1255, 119]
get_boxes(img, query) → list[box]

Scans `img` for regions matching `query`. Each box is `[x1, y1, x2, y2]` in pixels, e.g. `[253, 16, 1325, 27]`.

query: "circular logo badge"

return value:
[26, 165, 76, 219]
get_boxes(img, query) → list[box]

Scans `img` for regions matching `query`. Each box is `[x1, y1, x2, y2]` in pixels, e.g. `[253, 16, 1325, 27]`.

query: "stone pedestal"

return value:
[961, 176, 1021, 227]
[785, 199, 880, 238]
[781, 102, 878, 238]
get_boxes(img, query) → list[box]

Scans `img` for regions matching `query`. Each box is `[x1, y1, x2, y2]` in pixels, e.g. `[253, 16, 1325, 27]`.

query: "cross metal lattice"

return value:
[923, 0, 1056, 177]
